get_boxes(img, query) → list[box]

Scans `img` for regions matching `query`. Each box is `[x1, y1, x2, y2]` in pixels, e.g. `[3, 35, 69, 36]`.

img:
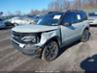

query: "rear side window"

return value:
[63, 11, 87, 24]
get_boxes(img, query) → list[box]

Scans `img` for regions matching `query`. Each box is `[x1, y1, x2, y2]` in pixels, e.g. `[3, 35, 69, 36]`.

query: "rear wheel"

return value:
[42, 40, 59, 62]
[81, 29, 90, 42]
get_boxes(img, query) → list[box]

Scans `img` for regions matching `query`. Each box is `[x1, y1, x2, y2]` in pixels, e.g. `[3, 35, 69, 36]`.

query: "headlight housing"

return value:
[21, 35, 36, 43]
[12, 31, 41, 44]
[21, 34, 41, 44]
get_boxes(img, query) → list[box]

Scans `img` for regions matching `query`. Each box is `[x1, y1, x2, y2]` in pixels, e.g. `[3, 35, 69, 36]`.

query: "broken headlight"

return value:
[21, 35, 37, 43]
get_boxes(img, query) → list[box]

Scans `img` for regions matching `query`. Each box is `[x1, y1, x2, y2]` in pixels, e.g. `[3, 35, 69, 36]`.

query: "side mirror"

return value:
[63, 22, 71, 26]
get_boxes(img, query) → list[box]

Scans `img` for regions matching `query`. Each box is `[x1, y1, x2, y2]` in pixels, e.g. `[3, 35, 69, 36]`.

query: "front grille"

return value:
[12, 31, 41, 44]
[12, 31, 26, 43]
[12, 31, 26, 37]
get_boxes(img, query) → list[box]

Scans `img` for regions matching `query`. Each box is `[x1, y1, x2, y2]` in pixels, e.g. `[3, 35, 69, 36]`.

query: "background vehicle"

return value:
[28, 15, 44, 24]
[11, 10, 90, 62]
[0, 18, 6, 29]
[88, 12, 97, 26]
[5, 16, 37, 26]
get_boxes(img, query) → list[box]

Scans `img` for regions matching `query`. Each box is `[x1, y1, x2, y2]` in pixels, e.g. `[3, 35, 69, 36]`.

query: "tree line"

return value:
[1, 0, 97, 16]
[29, 0, 97, 15]
[48, 0, 97, 11]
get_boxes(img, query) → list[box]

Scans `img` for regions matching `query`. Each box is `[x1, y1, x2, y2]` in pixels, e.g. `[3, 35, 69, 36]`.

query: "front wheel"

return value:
[42, 40, 59, 62]
[81, 29, 90, 42]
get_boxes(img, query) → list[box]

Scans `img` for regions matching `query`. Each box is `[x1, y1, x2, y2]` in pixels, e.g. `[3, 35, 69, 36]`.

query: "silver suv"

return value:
[11, 10, 90, 61]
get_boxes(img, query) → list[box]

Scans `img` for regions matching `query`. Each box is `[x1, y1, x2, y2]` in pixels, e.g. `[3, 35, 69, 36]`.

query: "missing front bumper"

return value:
[11, 39, 42, 58]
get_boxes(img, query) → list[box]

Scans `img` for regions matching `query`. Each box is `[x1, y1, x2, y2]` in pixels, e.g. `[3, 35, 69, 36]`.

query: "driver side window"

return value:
[63, 13, 79, 25]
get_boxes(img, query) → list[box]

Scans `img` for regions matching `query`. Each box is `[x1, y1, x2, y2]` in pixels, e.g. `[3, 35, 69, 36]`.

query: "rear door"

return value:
[71, 14, 85, 37]
[72, 12, 88, 37]
[60, 12, 83, 44]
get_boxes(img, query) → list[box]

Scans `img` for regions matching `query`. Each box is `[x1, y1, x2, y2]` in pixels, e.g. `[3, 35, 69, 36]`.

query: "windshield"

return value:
[37, 13, 63, 26]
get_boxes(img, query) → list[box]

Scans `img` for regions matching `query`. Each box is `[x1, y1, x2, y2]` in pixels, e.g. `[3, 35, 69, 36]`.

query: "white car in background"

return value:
[88, 12, 97, 26]
[6, 16, 36, 26]
[0, 18, 6, 29]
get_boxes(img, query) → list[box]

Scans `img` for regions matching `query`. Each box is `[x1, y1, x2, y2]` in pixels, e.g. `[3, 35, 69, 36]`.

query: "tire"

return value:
[42, 40, 59, 62]
[81, 29, 90, 42]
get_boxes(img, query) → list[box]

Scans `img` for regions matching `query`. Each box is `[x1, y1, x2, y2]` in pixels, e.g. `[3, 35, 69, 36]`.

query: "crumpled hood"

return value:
[12, 24, 59, 33]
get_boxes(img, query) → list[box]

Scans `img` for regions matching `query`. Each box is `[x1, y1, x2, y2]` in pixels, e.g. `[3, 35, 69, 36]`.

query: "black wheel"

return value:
[81, 29, 90, 42]
[42, 40, 59, 62]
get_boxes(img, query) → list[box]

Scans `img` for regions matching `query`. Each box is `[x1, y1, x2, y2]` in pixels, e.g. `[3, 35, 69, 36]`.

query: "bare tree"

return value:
[29, 10, 40, 15]
[72, 0, 82, 9]
[81, 0, 97, 9]
[48, 0, 70, 12]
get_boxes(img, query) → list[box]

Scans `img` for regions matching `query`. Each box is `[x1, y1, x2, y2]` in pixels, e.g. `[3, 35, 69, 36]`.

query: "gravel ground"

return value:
[0, 27, 97, 73]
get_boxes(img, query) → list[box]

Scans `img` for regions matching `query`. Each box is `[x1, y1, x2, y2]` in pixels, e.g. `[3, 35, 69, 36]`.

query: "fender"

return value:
[36, 30, 61, 47]
[81, 24, 89, 35]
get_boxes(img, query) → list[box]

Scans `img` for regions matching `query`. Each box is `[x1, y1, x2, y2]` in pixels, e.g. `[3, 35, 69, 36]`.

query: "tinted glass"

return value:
[79, 11, 87, 20]
[0, 19, 2, 21]
[63, 12, 78, 24]
[37, 13, 63, 26]
[89, 13, 97, 16]
[63, 11, 87, 24]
